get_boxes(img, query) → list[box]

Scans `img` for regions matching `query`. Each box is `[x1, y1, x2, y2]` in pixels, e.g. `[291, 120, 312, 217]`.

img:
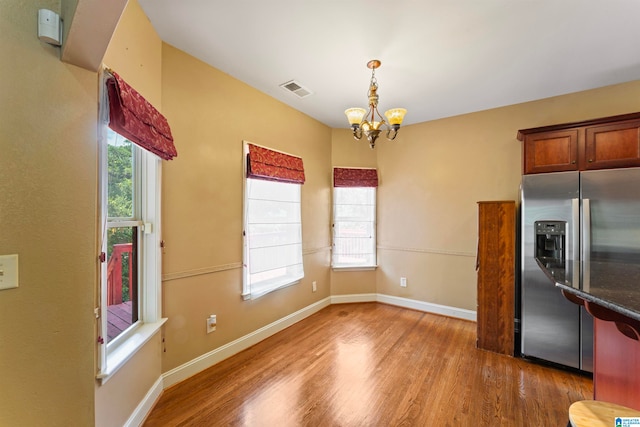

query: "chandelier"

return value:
[345, 59, 407, 149]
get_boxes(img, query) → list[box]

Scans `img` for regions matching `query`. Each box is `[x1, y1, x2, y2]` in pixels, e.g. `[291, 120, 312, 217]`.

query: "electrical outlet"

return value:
[207, 315, 217, 333]
[400, 277, 407, 287]
[312, 281, 317, 292]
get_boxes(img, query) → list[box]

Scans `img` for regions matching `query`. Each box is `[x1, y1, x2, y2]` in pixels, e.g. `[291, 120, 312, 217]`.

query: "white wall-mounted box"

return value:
[0, 254, 19, 290]
[38, 9, 62, 46]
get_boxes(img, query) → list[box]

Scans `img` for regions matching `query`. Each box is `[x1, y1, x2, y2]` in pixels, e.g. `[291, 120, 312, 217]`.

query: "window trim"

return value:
[97, 72, 165, 384]
[331, 265, 378, 272]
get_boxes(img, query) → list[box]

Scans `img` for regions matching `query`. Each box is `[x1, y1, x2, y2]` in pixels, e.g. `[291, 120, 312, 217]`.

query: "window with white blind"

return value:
[332, 167, 378, 269]
[332, 187, 377, 268]
[242, 142, 305, 299]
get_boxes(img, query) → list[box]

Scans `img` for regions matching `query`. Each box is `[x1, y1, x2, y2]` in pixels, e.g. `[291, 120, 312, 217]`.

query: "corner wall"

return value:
[330, 128, 378, 295]
[159, 44, 333, 373]
[329, 80, 640, 312]
[95, 1, 164, 426]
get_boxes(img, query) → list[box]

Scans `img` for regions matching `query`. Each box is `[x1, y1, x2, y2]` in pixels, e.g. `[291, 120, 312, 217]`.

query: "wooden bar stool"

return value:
[569, 400, 640, 427]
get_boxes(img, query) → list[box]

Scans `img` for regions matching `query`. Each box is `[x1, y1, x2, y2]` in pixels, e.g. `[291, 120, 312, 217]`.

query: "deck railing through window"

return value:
[106, 242, 136, 341]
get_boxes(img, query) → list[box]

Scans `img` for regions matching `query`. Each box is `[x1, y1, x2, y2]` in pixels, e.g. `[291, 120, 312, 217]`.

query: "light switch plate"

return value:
[0, 254, 19, 290]
[207, 315, 217, 333]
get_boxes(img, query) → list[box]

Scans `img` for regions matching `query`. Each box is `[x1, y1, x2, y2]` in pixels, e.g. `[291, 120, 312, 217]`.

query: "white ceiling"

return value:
[138, 0, 640, 128]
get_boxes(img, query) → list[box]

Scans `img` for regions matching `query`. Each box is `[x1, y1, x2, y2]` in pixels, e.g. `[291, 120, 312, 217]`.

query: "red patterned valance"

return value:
[247, 144, 305, 184]
[333, 167, 378, 187]
[106, 71, 177, 161]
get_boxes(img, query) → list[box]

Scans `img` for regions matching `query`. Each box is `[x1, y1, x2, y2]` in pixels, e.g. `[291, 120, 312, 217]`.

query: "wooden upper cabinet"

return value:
[585, 121, 640, 170]
[518, 112, 640, 174]
[523, 129, 578, 174]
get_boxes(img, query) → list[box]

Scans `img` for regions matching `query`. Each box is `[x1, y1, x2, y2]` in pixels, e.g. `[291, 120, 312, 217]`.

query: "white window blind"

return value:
[332, 186, 377, 268]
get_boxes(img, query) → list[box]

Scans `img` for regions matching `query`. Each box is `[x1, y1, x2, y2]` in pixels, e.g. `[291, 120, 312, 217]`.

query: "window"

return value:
[104, 130, 140, 343]
[243, 142, 305, 299]
[98, 126, 164, 382]
[97, 70, 173, 382]
[332, 168, 378, 269]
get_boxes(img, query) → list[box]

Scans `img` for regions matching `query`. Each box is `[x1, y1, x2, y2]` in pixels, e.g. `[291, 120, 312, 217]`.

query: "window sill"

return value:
[97, 318, 167, 385]
[243, 278, 302, 300]
[331, 265, 378, 272]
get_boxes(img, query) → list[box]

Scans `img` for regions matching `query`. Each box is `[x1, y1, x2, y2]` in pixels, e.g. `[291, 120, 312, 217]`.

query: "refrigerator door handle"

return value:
[572, 198, 580, 286]
[582, 198, 591, 263]
[571, 198, 579, 261]
[582, 198, 591, 292]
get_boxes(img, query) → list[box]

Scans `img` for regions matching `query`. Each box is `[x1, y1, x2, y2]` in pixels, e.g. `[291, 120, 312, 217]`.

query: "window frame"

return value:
[242, 142, 305, 300]
[331, 186, 378, 270]
[97, 73, 166, 384]
[101, 135, 142, 346]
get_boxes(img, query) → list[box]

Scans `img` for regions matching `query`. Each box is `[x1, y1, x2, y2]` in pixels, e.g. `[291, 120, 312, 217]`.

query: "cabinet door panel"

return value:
[585, 121, 640, 170]
[477, 201, 515, 356]
[524, 130, 578, 174]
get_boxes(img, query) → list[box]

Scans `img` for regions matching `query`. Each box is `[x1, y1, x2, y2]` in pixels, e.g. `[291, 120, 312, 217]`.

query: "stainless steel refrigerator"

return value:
[520, 167, 640, 372]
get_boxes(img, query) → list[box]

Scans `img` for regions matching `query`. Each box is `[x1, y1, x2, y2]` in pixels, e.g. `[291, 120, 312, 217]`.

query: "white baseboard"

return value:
[376, 294, 477, 321]
[162, 296, 332, 389]
[125, 375, 163, 427]
[331, 293, 476, 321]
[330, 293, 377, 304]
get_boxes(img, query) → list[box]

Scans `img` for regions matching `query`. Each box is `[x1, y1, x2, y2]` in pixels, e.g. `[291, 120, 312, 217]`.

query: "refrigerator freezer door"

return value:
[521, 172, 583, 369]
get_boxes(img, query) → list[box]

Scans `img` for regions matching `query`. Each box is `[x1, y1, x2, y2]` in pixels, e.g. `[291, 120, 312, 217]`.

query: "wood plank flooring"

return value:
[144, 303, 592, 426]
[107, 301, 133, 341]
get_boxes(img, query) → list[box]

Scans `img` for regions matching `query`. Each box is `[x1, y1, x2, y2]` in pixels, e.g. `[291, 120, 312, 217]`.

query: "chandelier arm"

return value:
[352, 127, 363, 140]
[373, 105, 386, 128]
[360, 106, 374, 129]
[386, 127, 399, 141]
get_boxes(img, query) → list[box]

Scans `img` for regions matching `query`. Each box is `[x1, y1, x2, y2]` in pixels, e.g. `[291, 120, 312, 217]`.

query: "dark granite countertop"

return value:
[536, 257, 640, 322]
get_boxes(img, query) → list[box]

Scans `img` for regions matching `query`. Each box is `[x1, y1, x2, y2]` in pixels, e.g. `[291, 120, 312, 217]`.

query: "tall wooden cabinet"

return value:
[476, 201, 516, 356]
[517, 112, 640, 174]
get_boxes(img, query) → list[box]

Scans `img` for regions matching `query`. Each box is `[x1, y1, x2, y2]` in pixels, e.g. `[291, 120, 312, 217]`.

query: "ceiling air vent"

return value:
[279, 80, 313, 98]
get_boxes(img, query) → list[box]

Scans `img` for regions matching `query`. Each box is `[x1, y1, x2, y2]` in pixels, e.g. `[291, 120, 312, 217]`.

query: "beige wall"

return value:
[159, 44, 332, 372]
[94, 334, 162, 427]
[94, 1, 164, 426]
[370, 81, 640, 311]
[0, 1, 97, 425]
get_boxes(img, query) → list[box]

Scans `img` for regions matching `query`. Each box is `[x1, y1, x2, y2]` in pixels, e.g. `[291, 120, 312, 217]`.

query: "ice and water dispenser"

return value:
[534, 221, 566, 261]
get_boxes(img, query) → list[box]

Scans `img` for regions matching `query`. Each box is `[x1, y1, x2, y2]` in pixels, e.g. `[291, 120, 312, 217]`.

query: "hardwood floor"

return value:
[144, 303, 592, 426]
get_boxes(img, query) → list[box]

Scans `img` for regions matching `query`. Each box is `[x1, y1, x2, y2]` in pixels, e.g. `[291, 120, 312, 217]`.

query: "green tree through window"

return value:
[107, 135, 135, 303]
[107, 138, 133, 218]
